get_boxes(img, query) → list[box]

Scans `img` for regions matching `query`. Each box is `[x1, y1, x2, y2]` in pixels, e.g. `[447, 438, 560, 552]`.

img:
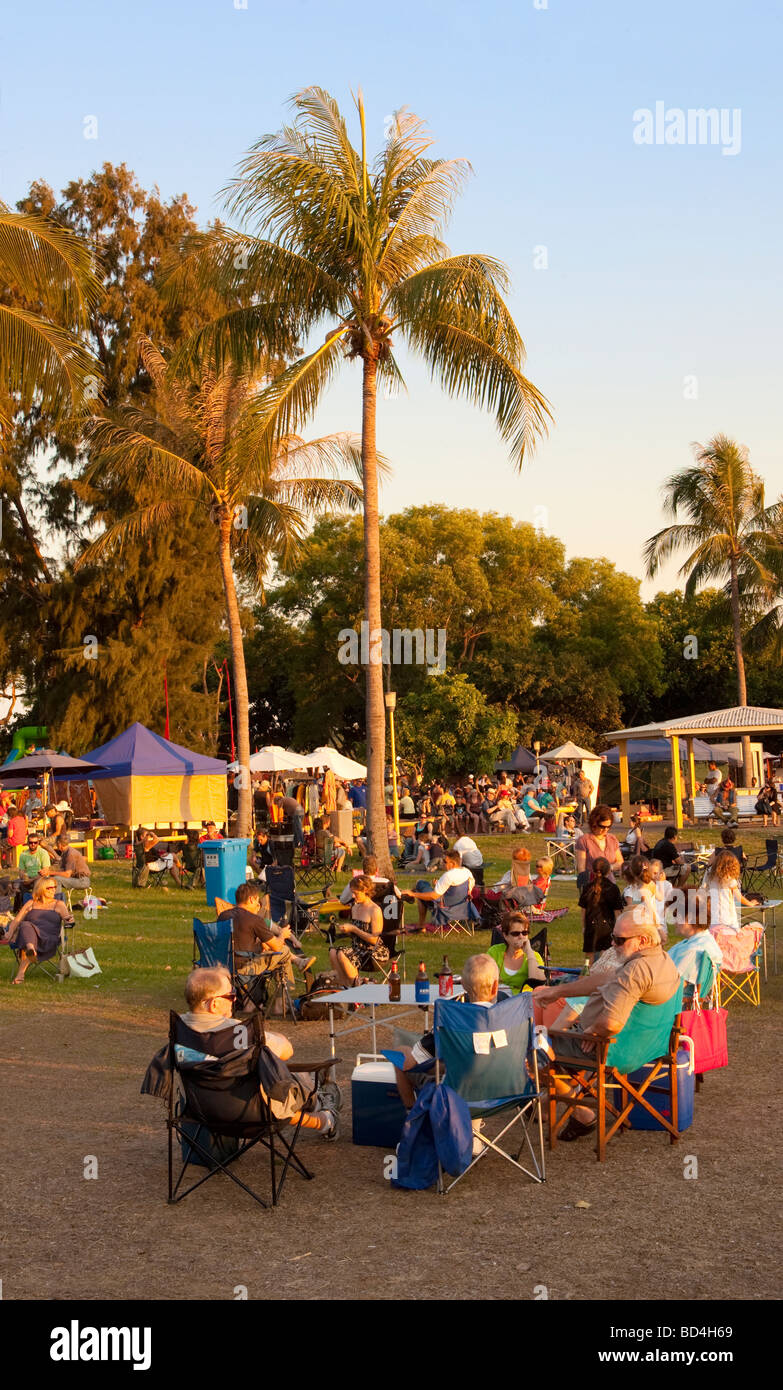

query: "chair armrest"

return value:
[287, 1057, 341, 1074]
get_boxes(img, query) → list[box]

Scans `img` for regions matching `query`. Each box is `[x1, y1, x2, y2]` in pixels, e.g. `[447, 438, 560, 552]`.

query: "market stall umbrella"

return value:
[0, 750, 108, 781]
[302, 746, 367, 780]
[543, 741, 600, 761]
[248, 746, 311, 773]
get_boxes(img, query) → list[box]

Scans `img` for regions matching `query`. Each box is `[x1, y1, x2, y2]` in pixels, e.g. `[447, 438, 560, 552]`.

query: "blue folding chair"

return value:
[433, 991, 546, 1192]
[192, 917, 289, 1017]
[431, 881, 480, 938]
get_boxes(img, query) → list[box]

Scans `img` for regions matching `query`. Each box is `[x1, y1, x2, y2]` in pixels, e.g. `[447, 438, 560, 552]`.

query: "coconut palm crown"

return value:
[165, 87, 552, 870]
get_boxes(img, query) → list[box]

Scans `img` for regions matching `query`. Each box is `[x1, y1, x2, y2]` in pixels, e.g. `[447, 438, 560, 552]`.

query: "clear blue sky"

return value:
[2, 0, 781, 595]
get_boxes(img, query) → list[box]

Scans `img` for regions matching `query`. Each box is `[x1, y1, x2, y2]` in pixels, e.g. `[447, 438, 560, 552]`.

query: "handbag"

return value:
[63, 947, 102, 979]
[679, 996, 728, 1072]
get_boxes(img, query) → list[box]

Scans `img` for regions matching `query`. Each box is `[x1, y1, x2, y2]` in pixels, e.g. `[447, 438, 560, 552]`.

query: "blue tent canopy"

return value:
[604, 738, 715, 765]
[85, 723, 226, 779]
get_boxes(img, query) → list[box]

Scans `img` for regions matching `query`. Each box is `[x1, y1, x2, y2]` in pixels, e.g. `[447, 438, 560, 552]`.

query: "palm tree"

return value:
[165, 87, 551, 872]
[0, 203, 101, 574]
[80, 337, 363, 836]
[643, 435, 777, 786]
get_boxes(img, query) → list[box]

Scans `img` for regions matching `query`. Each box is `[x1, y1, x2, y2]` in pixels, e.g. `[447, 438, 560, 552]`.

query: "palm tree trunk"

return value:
[217, 516, 252, 839]
[730, 558, 753, 788]
[361, 354, 391, 875]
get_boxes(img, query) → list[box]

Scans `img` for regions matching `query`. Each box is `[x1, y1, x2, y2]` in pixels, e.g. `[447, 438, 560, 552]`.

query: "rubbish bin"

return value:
[201, 838, 251, 908]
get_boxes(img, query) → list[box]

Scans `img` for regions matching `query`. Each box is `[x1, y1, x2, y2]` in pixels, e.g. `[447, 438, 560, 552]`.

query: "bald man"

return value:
[534, 907, 680, 1141]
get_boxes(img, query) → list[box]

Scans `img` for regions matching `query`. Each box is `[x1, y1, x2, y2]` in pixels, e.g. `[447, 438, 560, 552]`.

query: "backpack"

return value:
[297, 971, 346, 1022]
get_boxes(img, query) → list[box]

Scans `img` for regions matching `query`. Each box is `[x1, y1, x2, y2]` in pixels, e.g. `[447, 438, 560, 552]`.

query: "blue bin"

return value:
[201, 838, 251, 908]
[626, 1048, 695, 1132]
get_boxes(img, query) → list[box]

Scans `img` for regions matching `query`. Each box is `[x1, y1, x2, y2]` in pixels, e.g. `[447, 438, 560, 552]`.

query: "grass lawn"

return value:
[2, 825, 779, 1006]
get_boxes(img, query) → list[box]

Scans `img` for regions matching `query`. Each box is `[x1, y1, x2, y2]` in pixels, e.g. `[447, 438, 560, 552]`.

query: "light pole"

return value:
[533, 740, 541, 781]
[385, 690, 400, 848]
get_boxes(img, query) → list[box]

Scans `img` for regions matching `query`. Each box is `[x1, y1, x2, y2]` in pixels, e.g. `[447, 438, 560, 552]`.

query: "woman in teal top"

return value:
[489, 911, 546, 993]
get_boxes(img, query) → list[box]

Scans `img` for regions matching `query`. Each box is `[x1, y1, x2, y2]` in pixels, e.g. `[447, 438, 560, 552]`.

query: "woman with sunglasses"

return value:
[1, 876, 74, 983]
[487, 911, 546, 994]
[575, 803, 623, 892]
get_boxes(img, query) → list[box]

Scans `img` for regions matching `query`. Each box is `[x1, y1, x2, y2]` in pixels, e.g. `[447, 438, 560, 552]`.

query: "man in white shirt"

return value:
[451, 835, 484, 871]
[704, 762, 723, 803]
[406, 850, 475, 929]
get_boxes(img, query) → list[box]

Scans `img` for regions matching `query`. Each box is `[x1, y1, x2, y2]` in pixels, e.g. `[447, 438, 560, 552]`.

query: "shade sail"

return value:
[249, 746, 311, 772]
[85, 723, 226, 778]
[604, 738, 715, 765]
[302, 746, 367, 779]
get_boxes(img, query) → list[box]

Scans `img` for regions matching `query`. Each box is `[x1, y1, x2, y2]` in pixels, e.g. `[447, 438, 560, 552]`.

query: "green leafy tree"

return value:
[170, 87, 551, 872]
[395, 672, 518, 782]
[643, 435, 777, 783]
[82, 339, 363, 835]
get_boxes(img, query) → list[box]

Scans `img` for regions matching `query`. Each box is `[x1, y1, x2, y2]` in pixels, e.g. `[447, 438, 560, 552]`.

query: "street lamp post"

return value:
[533, 740, 541, 780]
[385, 691, 400, 848]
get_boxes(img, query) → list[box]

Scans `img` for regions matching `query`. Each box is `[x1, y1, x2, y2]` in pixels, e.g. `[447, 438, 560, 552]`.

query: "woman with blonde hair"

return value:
[1, 876, 73, 983]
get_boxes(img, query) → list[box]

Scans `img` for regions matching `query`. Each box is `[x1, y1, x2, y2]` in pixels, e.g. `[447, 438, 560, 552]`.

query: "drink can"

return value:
[438, 970, 453, 998]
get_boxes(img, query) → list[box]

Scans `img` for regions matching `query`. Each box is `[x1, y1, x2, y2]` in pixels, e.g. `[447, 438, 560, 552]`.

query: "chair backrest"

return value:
[606, 981, 684, 1073]
[193, 917, 233, 972]
[433, 992, 536, 1104]
[265, 864, 296, 923]
[169, 1011, 264, 1124]
[765, 839, 778, 867]
[439, 879, 472, 920]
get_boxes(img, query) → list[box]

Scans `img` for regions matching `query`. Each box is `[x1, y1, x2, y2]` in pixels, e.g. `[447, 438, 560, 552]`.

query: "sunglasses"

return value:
[211, 990, 236, 1002]
[599, 823, 612, 830]
[611, 933, 639, 945]
[506, 929, 529, 938]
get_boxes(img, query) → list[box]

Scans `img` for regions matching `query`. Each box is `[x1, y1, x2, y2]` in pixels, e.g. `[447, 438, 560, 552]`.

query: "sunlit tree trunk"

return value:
[730, 557, 753, 788]
[217, 514, 252, 838]
[361, 354, 391, 875]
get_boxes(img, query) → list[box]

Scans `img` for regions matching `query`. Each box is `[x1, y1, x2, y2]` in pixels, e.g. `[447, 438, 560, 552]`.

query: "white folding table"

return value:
[320, 981, 459, 1059]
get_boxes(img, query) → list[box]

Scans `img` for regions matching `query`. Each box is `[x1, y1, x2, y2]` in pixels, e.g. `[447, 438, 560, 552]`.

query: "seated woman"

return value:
[623, 813, 651, 859]
[488, 911, 546, 993]
[1, 877, 73, 983]
[328, 874, 389, 987]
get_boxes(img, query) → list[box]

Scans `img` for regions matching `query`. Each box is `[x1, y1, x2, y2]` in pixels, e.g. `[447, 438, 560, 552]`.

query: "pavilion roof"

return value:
[605, 706, 783, 741]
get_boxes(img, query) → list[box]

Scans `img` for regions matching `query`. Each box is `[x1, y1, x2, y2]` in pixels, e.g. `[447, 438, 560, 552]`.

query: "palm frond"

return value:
[0, 205, 101, 325]
[83, 415, 219, 503]
[74, 500, 186, 569]
[0, 301, 99, 421]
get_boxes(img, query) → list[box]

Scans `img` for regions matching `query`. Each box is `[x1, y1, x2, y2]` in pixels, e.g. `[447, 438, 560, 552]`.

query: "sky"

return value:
[1, 0, 781, 597]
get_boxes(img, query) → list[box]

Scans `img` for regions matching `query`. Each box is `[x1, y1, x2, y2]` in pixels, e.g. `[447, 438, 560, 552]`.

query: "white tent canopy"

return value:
[303, 746, 367, 779]
[248, 746, 311, 773]
[544, 741, 600, 761]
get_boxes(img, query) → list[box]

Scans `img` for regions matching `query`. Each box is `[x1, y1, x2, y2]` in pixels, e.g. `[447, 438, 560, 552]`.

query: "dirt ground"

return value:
[1, 984, 780, 1303]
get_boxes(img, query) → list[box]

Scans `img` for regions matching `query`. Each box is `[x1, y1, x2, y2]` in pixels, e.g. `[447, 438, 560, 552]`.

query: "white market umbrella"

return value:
[543, 741, 600, 761]
[248, 745, 311, 773]
[302, 746, 367, 779]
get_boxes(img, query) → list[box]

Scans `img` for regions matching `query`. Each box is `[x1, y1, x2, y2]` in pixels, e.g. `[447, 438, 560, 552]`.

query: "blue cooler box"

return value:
[626, 1048, 695, 1132]
[201, 838, 251, 907]
[351, 1060, 407, 1147]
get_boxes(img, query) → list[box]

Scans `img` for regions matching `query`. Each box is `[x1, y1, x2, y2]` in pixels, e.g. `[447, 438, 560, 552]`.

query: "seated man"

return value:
[451, 833, 484, 874]
[394, 953, 501, 1153]
[218, 880, 315, 984]
[651, 825, 690, 888]
[406, 849, 475, 930]
[48, 835, 91, 897]
[17, 832, 51, 901]
[533, 906, 681, 1141]
[179, 967, 339, 1138]
[313, 816, 349, 873]
[251, 827, 275, 879]
[199, 820, 223, 843]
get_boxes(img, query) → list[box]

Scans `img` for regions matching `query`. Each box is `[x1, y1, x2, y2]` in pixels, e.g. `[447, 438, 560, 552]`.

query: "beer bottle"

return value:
[388, 959, 401, 1001]
[438, 954, 454, 998]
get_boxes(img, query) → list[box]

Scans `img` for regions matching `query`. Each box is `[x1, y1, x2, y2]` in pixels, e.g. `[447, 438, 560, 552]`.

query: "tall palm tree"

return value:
[80, 337, 363, 836]
[165, 87, 551, 872]
[643, 435, 777, 786]
[0, 203, 102, 574]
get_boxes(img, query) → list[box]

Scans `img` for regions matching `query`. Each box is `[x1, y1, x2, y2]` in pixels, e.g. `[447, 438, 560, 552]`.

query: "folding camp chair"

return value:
[433, 991, 546, 1193]
[265, 864, 325, 939]
[10, 916, 75, 983]
[742, 839, 781, 893]
[545, 982, 685, 1162]
[166, 1010, 337, 1209]
[715, 926, 764, 1007]
[192, 917, 290, 1019]
[430, 880, 480, 938]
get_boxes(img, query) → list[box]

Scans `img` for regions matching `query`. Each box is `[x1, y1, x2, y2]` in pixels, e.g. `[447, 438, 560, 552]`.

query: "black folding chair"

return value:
[166, 1011, 337, 1208]
[743, 838, 781, 893]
